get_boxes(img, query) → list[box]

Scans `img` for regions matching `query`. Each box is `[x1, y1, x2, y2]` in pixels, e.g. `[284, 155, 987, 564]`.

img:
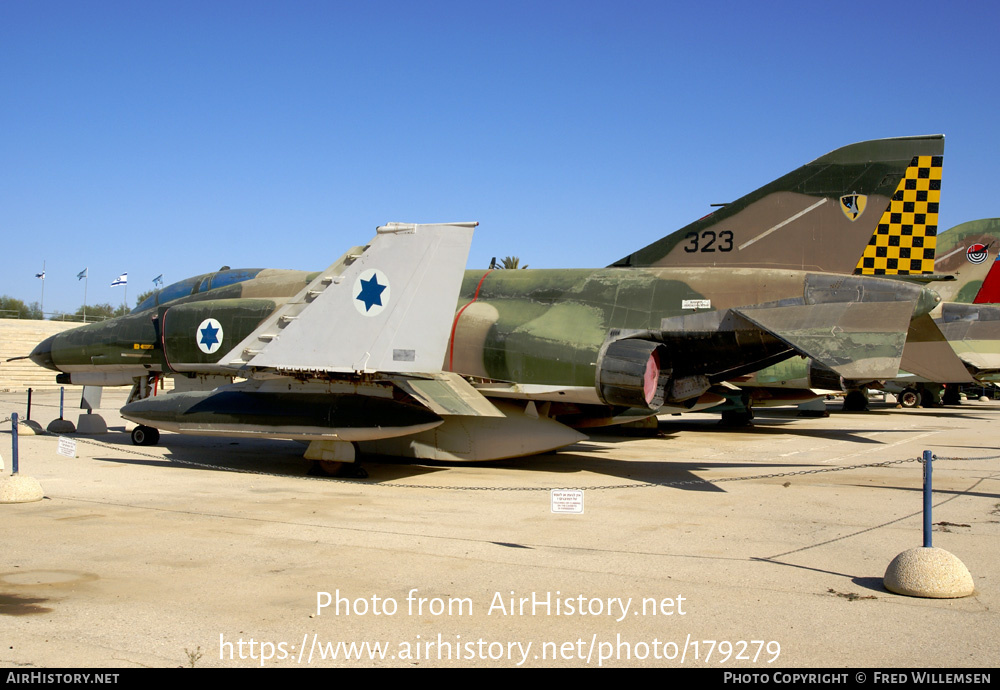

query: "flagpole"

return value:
[40, 260, 45, 315]
[84, 274, 88, 322]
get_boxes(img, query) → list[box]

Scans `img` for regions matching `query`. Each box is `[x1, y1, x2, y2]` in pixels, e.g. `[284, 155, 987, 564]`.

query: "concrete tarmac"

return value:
[1, 389, 997, 668]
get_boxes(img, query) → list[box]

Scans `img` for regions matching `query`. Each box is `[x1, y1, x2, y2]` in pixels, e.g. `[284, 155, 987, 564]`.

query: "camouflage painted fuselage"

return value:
[31, 268, 315, 385]
[447, 267, 936, 392]
[34, 265, 936, 400]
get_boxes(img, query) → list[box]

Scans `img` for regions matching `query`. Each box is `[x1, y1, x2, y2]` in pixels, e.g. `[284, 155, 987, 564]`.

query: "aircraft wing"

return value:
[732, 301, 914, 381]
[937, 303, 1000, 378]
[896, 313, 975, 383]
[596, 273, 946, 410]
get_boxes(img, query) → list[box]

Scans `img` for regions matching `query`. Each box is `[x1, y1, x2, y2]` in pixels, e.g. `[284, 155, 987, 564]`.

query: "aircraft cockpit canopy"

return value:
[132, 269, 264, 313]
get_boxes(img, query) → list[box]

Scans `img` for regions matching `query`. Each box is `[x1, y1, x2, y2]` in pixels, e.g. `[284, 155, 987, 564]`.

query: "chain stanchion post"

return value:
[923, 450, 933, 548]
[11, 412, 19, 475]
[27, 389, 32, 421]
[1, 411, 43, 503]
[884, 448, 973, 598]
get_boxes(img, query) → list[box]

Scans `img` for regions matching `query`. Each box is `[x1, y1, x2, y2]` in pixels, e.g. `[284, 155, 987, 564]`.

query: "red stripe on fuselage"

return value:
[448, 270, 493, 372]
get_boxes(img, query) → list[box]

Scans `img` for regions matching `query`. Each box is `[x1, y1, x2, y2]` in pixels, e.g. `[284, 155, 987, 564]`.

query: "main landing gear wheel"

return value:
[303, 440, 366, 478]
[131, 425, 160, 446]
[310, 460, 369, 479]
[842, 390, 869, 412]
[942, 386, 961, 406]
[718, 409, 754, 427]
[898, 389, 921, 408]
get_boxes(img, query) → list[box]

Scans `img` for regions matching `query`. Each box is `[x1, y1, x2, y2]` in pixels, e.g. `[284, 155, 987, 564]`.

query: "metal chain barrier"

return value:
[14, 429, 973, 491]
[8, 412, 997, 490]
[932, 452, 1000, 461]
[0, 416, 37, 429]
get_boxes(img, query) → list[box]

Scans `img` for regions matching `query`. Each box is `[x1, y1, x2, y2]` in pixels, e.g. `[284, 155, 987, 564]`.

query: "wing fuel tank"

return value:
[121, 385, 444, 442]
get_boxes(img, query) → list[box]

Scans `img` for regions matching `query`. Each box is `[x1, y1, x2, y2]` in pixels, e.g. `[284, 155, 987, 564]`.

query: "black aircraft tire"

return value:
[312, 460, 368, 479]
[842, 390, 869, 412]
[719, 409, 754, 427]
[942, 387, 961, 405]
[131, 425, 160, 446]
[899, 389, 921, 408]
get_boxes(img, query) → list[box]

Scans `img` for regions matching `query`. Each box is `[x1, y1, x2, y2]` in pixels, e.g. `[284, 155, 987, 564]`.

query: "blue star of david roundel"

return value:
[353, 268, 391, 316]
[196, 318, 224, 354]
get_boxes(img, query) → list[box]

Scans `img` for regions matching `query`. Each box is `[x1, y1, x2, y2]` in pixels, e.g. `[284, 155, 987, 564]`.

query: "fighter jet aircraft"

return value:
[930, 217, 1000, 303]
[733, 219, 1000, 410]
[910, 218, 1000, 397]
[28, 136, 950, 467]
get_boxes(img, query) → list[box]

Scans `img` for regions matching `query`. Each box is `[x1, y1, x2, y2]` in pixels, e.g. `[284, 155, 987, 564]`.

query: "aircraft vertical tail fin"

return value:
[611, 135, 944, 275]
[220, 222, 477, 375]
[973, 256, 1000, 303]
[853, 154, 942, 275]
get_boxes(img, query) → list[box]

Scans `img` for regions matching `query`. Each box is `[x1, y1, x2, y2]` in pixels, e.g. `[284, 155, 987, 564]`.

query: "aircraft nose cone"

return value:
[30, 335, 59, 371]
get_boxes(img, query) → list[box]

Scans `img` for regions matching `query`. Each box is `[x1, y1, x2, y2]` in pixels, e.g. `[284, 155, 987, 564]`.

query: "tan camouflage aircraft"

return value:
[737, 218, 1000, 410]
[28, 136, 952, 470]
[884, 218, 1000, 401]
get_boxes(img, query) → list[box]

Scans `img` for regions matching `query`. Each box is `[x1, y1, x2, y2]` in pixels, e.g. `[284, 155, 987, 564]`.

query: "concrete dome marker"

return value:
[883, 451, 974, 598]
[1, 413, 44, 504]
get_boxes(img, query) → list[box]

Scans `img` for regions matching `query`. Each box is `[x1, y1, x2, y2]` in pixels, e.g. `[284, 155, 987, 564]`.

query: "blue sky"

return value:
[2, 0, 998, 314]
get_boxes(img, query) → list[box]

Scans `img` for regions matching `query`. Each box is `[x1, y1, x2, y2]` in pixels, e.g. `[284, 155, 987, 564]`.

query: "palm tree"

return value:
[494, 256, 528, 270]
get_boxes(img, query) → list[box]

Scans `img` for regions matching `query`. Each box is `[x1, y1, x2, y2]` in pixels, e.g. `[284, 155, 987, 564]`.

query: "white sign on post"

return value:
[57, 436, 77, 458]
[550, 489, 584, 514]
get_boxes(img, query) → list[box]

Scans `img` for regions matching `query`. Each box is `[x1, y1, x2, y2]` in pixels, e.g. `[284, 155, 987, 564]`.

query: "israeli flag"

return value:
[111, 273, 128, 287]
[152, 274, 163, 287]
[35, 271, 45, 279]
[77, 268, 88, 280]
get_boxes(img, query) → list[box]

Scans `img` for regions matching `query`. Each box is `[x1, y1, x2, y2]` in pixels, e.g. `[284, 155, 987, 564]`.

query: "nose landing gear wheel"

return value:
[131, 425, 160, 446]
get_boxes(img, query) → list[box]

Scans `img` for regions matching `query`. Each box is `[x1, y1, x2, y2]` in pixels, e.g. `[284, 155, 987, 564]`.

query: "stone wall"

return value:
[0, 320, 78, 391]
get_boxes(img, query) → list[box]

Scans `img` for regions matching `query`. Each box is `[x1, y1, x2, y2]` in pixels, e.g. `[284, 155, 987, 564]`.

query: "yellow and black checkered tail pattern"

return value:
[854, 155, 942, 275]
